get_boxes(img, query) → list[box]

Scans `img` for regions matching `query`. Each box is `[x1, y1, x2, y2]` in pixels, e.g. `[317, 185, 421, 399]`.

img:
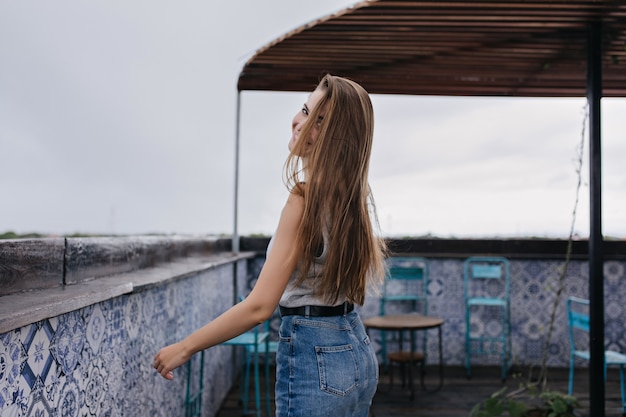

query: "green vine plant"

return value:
[470, 103, 589, 417]
[535, 102, 588, 390]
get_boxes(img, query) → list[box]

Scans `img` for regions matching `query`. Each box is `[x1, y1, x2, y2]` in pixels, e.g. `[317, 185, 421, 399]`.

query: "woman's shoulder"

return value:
[286, 189, 305, 210]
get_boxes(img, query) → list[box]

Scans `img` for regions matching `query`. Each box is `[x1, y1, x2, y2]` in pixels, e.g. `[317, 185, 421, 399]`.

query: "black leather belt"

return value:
[279, 302, 354, 317]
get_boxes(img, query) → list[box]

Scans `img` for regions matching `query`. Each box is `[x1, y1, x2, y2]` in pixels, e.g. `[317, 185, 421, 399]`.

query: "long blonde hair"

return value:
[285, 74, 387, 305]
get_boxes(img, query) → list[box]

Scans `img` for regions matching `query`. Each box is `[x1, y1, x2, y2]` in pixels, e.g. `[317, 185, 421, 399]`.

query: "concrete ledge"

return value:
[0, 251, 254, 334]
[0, 238, 65, 294]
[64, 235, 227, 284]
[0, 280, 133, 334]
[0, 235, 230, 297]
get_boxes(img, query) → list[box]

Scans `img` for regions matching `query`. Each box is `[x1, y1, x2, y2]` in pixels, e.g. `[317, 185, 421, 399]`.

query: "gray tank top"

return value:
[267, 234, 347, 308]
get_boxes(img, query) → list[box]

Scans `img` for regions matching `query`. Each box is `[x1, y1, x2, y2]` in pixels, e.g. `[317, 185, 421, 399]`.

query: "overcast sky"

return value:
[1, 1, 625, 239]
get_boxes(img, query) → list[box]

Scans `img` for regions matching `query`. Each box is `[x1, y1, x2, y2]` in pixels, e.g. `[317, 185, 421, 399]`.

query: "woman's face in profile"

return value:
[289, 88, 325, 152]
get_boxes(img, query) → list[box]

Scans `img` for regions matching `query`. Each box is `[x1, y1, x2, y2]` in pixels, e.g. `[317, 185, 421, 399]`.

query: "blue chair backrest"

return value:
[463, 256, 510, 301]
[471, 264, 502, 279]
[568, 297, 590, 332]
[566, 296, 594, 364]
[385, 257, 427, 281]
[388, 265, 425, 281]
[382, 257, 428, 314]
[567, 297, 591, 354]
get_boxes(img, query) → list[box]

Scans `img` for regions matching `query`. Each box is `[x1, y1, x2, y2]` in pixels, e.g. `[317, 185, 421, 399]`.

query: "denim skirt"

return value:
[275, 310, 379, 417]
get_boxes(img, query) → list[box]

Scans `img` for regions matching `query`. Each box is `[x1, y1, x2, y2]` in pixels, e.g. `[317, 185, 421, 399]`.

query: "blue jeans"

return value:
[275, 310, 378, 417]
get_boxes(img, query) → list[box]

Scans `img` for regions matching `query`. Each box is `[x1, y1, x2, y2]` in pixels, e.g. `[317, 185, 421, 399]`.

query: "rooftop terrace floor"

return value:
[216, 365, 626, 416]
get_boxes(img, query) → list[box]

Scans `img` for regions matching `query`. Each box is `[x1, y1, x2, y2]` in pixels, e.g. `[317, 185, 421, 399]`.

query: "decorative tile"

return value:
[428, 278, 443, 297]
[85, 304, 105, 357]
[0, 329, 28, 412]
[124, 295, 142, 340]
[57, 376, 82, 417]
[84, 357, 108, 416]
[102, 297, 126, 350]
[25, 381, 55, 417]
[50, 312, 85, 376]
[1, 330, 27, 387]
[22, 320, 56, 391]
[121, 339, 142, 393]
[520, 317, 545, 341]
[140, 290, 156, 325]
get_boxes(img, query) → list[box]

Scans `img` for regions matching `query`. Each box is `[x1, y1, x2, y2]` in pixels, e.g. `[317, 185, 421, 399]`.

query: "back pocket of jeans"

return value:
[315, 344, 358, 397]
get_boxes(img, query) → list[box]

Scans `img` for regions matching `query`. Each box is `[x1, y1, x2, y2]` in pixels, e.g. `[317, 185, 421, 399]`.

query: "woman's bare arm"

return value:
[153, 192, 303, 380]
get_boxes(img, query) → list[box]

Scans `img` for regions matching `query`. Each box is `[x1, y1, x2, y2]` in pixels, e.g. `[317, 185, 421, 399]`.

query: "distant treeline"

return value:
[0, 231, 102, 240]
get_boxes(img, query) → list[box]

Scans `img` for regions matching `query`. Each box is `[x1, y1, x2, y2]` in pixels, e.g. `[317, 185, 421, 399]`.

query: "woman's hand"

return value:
[153, 341, 191, 380]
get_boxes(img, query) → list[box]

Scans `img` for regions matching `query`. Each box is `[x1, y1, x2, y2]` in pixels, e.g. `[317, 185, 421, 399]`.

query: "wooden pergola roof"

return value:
[237, 0, 626, 97]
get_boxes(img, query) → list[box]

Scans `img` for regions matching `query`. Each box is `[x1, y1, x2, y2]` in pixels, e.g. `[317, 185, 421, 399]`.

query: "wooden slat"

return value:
[237, 0, 626, 97]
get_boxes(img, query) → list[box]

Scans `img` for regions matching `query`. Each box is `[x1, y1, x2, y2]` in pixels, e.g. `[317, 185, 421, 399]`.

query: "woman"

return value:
[154, 74, 387, 417]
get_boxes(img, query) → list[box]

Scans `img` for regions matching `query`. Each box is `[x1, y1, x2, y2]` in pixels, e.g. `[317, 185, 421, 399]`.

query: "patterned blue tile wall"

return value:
[375, 259, 626, 368]
[248, 257, 626, 370]
[0, 260, 249, 417]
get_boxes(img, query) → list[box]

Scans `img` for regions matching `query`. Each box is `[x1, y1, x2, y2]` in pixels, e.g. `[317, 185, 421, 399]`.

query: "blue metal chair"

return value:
[222, 308, 271, 417]
[463, 256, 510, 381]
[567, 296, 626, 413]
[258, 313, 280, 366]
[184, 350, 205, 417]
[245, 317, 279, 416]
[379, 256, 429, 386]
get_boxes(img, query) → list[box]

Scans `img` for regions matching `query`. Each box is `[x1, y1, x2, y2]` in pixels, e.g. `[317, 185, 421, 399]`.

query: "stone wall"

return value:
[0, 237, 250, 417]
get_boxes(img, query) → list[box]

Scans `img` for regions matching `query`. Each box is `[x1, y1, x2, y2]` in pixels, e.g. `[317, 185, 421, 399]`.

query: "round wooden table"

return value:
[363, 314, 444, 399]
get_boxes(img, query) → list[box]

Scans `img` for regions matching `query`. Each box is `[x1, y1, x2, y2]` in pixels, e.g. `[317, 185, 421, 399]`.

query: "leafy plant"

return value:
[469, 386, 527, 417]
[469, 384, 581, 417]
[538, 390, 581, 417]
